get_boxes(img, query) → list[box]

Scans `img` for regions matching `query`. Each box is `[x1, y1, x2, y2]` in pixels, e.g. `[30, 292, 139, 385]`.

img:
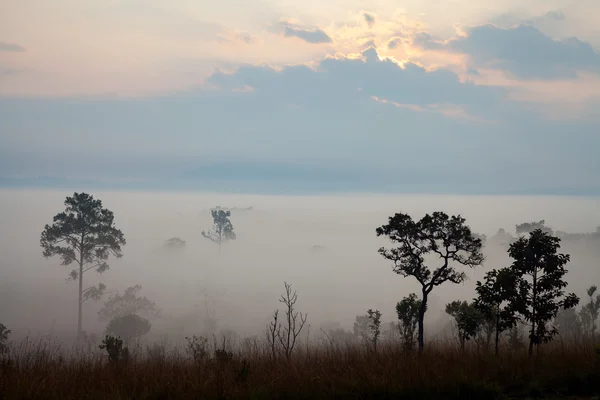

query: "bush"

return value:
[105, 314, 151, 344]
[99, 335, 130, 364]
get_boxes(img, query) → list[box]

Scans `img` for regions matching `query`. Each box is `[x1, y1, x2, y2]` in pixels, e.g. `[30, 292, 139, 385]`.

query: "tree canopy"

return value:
[98, 285, 161, 322]
[40, 192, 126, 338]
[474, 268, 520, 354]
[508, 229, 579, 356]
[202, 208, 236, 253]
[376, 211, 484, 352]
[105, 314, 151, 344]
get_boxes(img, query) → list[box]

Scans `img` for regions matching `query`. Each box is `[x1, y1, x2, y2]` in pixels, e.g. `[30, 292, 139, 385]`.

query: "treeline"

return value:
[0, 192, 598, 360]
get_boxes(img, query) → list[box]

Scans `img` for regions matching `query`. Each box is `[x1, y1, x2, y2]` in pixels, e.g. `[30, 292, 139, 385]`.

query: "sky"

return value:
[1, 0, 600, 194]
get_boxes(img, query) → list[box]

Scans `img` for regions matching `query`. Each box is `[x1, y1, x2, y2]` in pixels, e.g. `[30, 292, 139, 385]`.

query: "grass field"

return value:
[1, 335, 599, 399]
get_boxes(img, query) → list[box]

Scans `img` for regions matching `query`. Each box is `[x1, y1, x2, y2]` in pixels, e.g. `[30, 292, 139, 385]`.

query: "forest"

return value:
[1, 192, 599, 399]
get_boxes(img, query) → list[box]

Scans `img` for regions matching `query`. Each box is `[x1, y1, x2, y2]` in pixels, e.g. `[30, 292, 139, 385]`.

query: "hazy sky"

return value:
[1, 0, 599, 194]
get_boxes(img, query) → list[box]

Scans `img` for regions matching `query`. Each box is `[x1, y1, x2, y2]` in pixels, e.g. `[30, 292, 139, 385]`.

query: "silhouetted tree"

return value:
[98, 285, 161, 322]
[0, 323, 10, 353]
[396, 293, 422, 351]
[266, 309, 281, 360]
[277, 282, 307, 359]
[474, 268, 520, 354]
[40, 192, 126, 339]
[376, 211, 484, 353]
[105, 314, 151, 344]
[267, 282, 307, 360]
[202, 208, 236, 254]
[508, 229, 579, 356]
[580, 285, 600, 340]
[367, 309, 382, 352]
[445, 300, 483, 350]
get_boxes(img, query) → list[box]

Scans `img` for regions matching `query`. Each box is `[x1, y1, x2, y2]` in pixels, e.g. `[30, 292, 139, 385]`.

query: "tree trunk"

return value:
[529, 268, 538, 358]
[495, 311, 500, 355]
[218, 227, 222, 257]
[77, 262, 83, 340]
[77, 235, 84, 341]
[417, 289, 428, 354]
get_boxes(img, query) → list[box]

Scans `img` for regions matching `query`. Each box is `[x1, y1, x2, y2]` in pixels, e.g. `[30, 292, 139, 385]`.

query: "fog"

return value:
[1, 189, 599, 344]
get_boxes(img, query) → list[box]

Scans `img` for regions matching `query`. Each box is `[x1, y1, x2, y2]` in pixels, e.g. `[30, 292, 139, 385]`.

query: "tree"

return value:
[163, 237, 186, 249]
[277, 282, 307, 359]
[201, 208, 236, 254]
[376, 211, 484, 353]
[396, 293, 422, 351]
[507, 323, 527, 351]
[367, 309, 382, 352]
[353, 314, 370, 340]
[40, 192, 126, 339]
[266, 282, 308, 360]
[515, 220, 552, 235]
[445, 300, 483, 350]
[554, 308, 582, 340]
[0, 323, 10, 353]
[488, 228, 515, 250]
[98, 285, 161, 322]
[474, 268, 520, 355]
[105, 314, 151, 344]
[580, 285, 600, 340]
[507, 229, 579, 356]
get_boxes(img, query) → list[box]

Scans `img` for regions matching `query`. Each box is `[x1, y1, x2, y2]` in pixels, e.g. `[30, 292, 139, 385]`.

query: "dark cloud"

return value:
[363, 13, 376, 28]
[208, 47, 505, 110]
[414, 24, 600, 80]
[0, 42, 25, 53]
[272, 21, 333, 44]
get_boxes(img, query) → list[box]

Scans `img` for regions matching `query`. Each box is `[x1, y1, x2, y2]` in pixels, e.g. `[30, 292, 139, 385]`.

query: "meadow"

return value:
[1, 189, 600, 399]
[1, 334, 599, 399]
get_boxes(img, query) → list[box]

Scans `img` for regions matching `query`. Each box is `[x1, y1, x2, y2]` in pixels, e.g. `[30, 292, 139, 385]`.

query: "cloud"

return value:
[271, 21, 333, 44]
[491, 9, 567, 28]
[0, 47, 598, 194]
[387, 36, 405, 50]
[216, 31, 256, 45]
[363, 13, 376, 28]
[0, 42, 25, 53]
[543, 10, 566, 22]
[414, 24, 600, 80]
[208, 47, 505, 113]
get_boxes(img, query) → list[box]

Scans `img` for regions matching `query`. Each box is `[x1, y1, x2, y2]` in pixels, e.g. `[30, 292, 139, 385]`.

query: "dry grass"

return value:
[0, 336, 599, 399]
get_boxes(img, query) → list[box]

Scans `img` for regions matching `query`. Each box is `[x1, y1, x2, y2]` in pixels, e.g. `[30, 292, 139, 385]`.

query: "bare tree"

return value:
[266, 309, 281, 360]
[268, 282, 308, 360]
